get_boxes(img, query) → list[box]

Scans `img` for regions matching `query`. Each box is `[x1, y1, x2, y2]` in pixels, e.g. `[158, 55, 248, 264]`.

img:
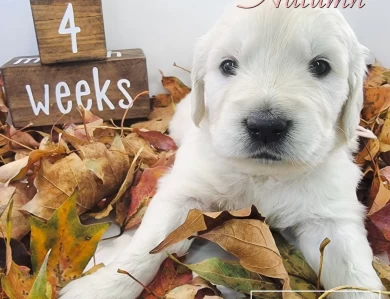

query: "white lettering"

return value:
[55, 82, 72, 114]
[75, 80, 92, 110]
[117, 79, 133, 109]
[93, 67, 115, 111]
[26, 84, 50, 116]
[107, 51, 122, 58]
[59, 3, 81, 53]
[14, 57, 40, 65]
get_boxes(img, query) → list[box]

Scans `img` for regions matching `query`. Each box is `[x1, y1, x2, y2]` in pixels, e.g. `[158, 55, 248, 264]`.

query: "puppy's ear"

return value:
[191, 36, 209, 127]
[341, 45, 369, 142]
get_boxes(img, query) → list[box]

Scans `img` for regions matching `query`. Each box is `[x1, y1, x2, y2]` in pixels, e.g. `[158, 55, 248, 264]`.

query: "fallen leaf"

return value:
[373, 259, 390, 291]
[122, 133, 159, 166]
[7, 126, 40, 150]
[151, 206, 264, 254]
[165, 277, 221, 299]
[0, 137, 68, 186]
[132, 106, 175, 133]
[1, 262, 34, 299]
[124, 165, 169, 229]
[28, 250, 52, 299]
[23, 135, 130, 220]
[368, 178, 390, 215]
[366, 219, 390, 257]
[159, 72, 191, 104]
[379, 110, 390, 152]
[153, 94, 174, 108]
[168, 255, 280, 297]
[369, 203, 390, 240]
[0, 180, 37, 240]
[198, 219, 290, 291]
[362, 87, 390, 122]
[29, 191, 110, 293]
[133, 128, 177, 152]
[139, 255, 193, 299]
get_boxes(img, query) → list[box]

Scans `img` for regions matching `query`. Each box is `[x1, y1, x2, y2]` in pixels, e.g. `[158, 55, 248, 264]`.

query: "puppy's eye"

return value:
[220, 59, 238, 76]
[309, 59, 331, 77]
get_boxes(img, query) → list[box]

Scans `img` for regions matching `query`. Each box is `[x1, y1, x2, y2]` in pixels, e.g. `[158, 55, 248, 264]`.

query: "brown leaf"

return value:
[153, 94, 174, 108]
[151, 206, 264, 254]
[0, 180, 36, 240]
[132, 106, 175, 133]
[138, 255, 193, 299]
[165, 277, 221, 299]
[22, 135, 130, 220]
[355, 138, 379, 164]
[379, 110, 390, 152]
[199, 219, 290, 291]
[7, 126, 40, 150]
[160, 73, 191, 104]
[122, 133, 159, 166]
[0, 137, 69, 186]
[365, 64, 390, 88]
[124, 165, 169, 229]
[133, 128, 177, 152]
[362, 86, 390, 122]
[368, 178, 390, 215]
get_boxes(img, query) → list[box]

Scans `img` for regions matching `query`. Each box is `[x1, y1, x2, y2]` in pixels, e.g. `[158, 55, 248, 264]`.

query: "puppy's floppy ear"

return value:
[191, 36, 209, 127]
[340, 45, 369, 142]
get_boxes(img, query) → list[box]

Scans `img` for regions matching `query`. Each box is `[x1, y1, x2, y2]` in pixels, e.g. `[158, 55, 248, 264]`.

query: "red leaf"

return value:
[369, 203, 390, 241]
[133, 128, 177, 152]
[125, 166, 168, 229]
[138, 256, 193, 299]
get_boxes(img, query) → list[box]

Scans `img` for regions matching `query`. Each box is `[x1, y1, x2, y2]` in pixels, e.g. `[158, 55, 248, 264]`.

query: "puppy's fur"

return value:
[61, 3, 385, 299]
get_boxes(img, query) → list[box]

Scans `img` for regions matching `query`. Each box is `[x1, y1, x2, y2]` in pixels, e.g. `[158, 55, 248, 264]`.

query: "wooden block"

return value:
[30, 0, 107, 64]
[1, 49, 150, 128]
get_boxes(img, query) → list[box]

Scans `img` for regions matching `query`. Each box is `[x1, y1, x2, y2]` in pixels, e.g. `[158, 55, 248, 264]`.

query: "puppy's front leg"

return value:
[295, 215, 385, 299]
[60, 179, 200, 299]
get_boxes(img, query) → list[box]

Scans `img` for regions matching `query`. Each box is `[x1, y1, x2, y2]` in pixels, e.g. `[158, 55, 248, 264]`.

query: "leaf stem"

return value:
[121, 91, 149, 137]
[173, 62, 191, 73]
[317, 238, 331, 290]
[318, 286, 390, 299]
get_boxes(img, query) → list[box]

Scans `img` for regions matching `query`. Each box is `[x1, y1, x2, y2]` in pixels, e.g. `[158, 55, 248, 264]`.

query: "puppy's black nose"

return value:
[246, 113, 289, 144]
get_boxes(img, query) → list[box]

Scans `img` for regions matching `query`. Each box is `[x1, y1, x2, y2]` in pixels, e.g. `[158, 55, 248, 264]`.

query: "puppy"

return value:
[61, 2, 385, 299]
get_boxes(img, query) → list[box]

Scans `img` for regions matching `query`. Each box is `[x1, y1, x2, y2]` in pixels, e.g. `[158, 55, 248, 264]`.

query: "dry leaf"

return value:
[29, 191, 109, 295]
[369, 203, 390, 240]
[165, 277, 221, 299]
[122, 133, 159, 166]
[7, 126, 40, 150]
[373, 259, 390, 291]
[199, 219, 290, 291]
[153, 73, 191, 108]
[151, 206, 264, 254]
[23, 135, 130, 220]
[1, 262, 34, 299]
[138, 255, 193, 299]
[124, 165, 169, 229]
[132, 106, 175, 133]
[0, 180, 36, 240]
[133, 128, 177, 152]
[0, 238, 31, 270]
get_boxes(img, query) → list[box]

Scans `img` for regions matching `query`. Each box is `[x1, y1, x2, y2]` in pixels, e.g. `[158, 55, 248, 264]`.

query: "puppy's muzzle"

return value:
[246, 111, 291, 145]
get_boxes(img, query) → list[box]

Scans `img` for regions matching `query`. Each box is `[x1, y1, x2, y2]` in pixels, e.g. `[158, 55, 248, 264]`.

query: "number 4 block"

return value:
[30, 0, 107, 64]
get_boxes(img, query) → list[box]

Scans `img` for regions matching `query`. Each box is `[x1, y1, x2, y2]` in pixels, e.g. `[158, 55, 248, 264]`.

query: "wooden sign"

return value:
[1, 49, 150, 128]
[30, 0, 107, 64]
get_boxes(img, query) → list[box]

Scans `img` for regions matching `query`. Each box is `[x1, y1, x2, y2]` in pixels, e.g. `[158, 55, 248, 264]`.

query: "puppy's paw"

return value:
[59, 264, 142, 299]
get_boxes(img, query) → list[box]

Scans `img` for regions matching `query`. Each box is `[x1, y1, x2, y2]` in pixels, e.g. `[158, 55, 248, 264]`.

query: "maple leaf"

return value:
[29, 191, 110, 296]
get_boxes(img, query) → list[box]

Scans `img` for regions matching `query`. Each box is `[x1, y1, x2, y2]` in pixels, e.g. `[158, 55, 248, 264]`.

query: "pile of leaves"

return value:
[0, 64, 390, 299]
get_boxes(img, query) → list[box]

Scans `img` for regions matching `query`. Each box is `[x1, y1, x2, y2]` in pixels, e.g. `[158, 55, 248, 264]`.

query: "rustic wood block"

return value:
[30, 0, 107, 64]
[1, 49, 150, 128]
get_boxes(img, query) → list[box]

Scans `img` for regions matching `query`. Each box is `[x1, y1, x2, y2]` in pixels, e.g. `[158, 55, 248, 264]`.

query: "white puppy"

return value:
[61, 2, 385, 299]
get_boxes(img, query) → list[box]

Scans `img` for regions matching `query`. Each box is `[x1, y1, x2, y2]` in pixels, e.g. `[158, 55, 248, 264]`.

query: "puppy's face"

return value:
[192, 4, 367, 170]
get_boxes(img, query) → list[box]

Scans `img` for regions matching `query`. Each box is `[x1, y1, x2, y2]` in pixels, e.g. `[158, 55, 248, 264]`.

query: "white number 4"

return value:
[58, 3, 81, 54]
